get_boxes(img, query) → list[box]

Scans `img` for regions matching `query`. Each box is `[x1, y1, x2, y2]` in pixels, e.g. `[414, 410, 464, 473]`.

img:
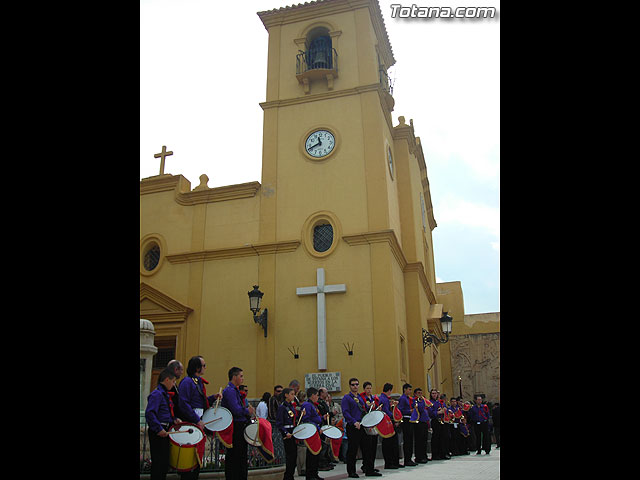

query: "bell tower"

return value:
[257, 0, 397, 246]
[253, 0, 439, 390]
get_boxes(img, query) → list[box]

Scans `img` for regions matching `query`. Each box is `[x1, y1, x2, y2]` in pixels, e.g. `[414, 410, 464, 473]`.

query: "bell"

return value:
[312, 49, 327, 69]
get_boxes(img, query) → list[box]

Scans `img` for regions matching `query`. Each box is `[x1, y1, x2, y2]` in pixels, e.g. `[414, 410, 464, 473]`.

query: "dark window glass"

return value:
[144, 244, 160, 271]
[313, 224, 333, 252]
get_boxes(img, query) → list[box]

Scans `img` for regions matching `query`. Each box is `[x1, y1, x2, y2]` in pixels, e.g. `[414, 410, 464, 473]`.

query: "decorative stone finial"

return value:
[193, 174, 210, 191]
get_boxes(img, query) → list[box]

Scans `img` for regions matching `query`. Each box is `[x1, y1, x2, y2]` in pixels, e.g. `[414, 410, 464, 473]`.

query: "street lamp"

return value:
[248, 285, 268, 337]
[422, 311, 453, 351]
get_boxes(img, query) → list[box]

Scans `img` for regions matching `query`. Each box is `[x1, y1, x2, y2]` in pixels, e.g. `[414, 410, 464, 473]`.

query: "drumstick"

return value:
[168, 428, 194, 435]
[213, 387, 223, 414]
[203, 417, 222, 426]
[297, 408, 306, 426]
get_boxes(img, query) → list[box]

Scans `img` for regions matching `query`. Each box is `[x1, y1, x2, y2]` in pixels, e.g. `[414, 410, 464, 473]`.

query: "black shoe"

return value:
[396, 464, 405, 468]
[415, 458, 428, 463]
[365, 473, 382, 477]
[404, 461, 417, 466]
[347, 474, 360, 479]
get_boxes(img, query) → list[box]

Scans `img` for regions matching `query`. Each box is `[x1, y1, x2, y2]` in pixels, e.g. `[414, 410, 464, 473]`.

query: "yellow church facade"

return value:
[140, 0, 454, 399]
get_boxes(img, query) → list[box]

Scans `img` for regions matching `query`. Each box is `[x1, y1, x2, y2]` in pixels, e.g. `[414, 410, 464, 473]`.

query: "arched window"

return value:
[306, 27, 332, 70]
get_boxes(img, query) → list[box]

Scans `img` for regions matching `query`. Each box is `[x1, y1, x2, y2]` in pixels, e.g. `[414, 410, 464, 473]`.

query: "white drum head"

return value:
[361, 410, 384, 428]
[320, 425, 342, 439]
[169, 423, 204, 446]
[202, 406, 233, 432]
[243, 422, 261, 446]
[293, 423, 317, 440]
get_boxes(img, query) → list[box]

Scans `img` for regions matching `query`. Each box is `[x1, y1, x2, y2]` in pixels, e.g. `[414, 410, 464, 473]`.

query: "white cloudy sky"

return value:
[140, 0, 500, 314]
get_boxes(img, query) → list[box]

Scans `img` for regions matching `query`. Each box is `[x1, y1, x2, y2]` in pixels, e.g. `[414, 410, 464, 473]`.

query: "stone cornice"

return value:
[342, 229, 407, 269]
[260, 83, 381, 110]
[404, 262, 437, 305]
[165, 240, 301, 264]
[342, 229, 436, 304]
[140, 174, 261, 206]
[140, 282, 193, 323]
[392, 118, 437, 231]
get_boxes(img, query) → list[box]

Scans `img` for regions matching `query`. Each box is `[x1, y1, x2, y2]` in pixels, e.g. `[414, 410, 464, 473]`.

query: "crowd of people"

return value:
[145, 356, 500, 480]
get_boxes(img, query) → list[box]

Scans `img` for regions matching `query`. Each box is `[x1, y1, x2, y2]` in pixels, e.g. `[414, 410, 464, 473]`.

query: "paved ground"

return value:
[293, 448, 500, 479]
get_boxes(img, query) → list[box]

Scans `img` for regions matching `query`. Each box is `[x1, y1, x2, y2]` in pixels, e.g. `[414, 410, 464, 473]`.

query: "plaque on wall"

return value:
[304, 372, 341, 392]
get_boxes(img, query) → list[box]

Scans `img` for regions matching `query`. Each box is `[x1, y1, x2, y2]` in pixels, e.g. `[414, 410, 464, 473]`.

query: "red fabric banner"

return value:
[256, 418, 274, 463]
[216, 422, 233, 448]
[375, 413, 396, 438]
[304, 430, 322, 455]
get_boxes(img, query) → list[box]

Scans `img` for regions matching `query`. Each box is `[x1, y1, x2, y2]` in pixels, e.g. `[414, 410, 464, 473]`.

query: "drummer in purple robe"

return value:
[359, 382, 381, 476]
[413, 388, 430, 463]
[378, 383, 402, 470]
[341, 377, 369, 478]
[176, 356, 218, 480]
[469, 395, 491, 455]
[178, 356, 218, 425]
[276, 387, 298, 480]
[145, 368, 184, 480]
[221, 366, 255, 480]
[397, 383, 417, 466]
[300, 387, 325, 479]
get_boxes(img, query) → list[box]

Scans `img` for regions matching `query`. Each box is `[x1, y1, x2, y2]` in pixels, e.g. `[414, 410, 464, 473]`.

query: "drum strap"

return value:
[167, 391, 176, 419]
[193, 377, 211, 409]
[479, 405, 488, 421]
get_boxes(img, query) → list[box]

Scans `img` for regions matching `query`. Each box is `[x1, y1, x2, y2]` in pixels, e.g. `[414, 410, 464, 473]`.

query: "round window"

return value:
[313, 224, 333, 252]
[144, 244, 161, 271]
[140, 234, 166, 276]
[302, 211, 341, 258]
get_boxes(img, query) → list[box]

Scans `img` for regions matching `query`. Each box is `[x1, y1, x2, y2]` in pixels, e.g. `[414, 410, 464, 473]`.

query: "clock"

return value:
[387, 147, 394, 178]
[305, 129, 336, 158]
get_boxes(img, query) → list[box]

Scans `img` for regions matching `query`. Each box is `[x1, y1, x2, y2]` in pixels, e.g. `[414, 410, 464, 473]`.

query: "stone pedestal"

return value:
[140, 318, 158, 411]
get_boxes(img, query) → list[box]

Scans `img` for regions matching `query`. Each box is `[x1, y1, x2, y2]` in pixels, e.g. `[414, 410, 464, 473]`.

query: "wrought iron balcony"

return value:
[296, 47, 338, 93]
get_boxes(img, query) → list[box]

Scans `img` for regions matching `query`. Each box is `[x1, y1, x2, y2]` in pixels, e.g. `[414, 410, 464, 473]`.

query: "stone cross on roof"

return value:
[153, 145, 173, 175]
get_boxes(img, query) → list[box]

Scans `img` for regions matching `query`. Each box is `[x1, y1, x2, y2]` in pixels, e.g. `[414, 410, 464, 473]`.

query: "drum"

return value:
[361, 410, 384, 436]
[168, 423, 205, 472]
[320, 425, 342, 440]
[201, 406, 233, 433]
[293, 423, 318, 440]
[243, 422, 261, 446]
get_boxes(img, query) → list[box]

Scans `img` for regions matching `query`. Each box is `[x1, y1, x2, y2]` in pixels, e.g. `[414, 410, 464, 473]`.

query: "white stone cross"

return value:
[296, 268, 346, 370]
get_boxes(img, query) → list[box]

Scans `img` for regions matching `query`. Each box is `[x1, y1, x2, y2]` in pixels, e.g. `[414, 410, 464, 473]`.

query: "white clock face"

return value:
[305, 130, 335, 158]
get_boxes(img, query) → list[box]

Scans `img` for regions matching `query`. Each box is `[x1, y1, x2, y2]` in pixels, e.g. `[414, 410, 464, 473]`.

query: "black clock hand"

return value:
[311, 138, 322, 149]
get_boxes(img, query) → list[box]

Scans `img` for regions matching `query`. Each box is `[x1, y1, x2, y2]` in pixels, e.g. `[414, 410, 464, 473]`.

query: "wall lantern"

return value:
[422, 311, 453, 351]
[248, 285, 268, 337]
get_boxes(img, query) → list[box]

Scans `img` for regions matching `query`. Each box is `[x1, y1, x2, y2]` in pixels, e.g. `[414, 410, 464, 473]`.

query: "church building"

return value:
[140, 0, 457, 399]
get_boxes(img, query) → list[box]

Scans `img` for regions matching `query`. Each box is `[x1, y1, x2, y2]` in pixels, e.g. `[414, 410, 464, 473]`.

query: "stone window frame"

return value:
[301, 210, 341, 258]
[140, 233, 167, 277]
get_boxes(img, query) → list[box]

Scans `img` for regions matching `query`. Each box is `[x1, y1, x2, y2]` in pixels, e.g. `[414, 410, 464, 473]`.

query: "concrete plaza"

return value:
[294, 448, 500, 480]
